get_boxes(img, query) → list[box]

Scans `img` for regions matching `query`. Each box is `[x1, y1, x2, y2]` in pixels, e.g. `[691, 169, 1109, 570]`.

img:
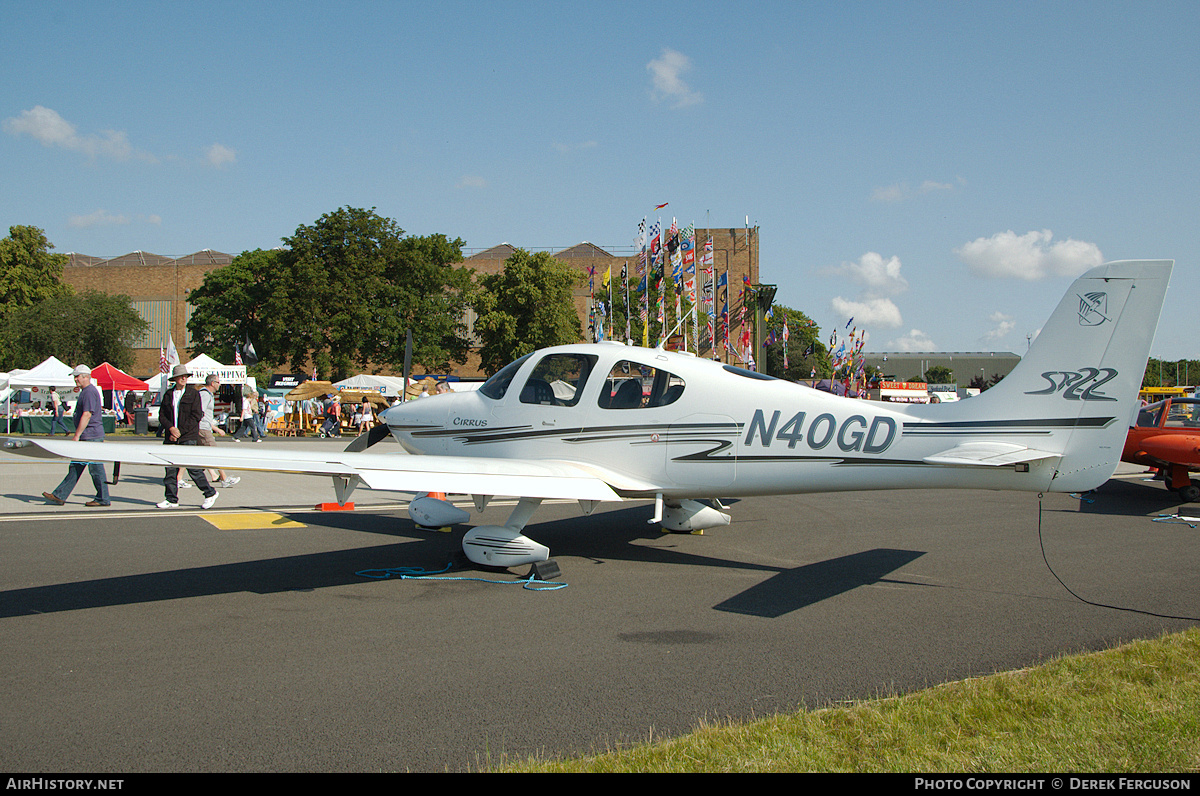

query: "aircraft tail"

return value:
[965, 259, 1173, 491]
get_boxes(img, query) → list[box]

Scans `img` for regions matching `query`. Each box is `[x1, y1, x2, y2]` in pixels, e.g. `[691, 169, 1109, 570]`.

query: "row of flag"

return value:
[586, 211, 760, 365]
[584, 208, 874, 383]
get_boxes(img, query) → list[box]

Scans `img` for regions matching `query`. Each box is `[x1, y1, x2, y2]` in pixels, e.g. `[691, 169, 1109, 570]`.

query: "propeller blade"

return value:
[344, 422, 392, 453]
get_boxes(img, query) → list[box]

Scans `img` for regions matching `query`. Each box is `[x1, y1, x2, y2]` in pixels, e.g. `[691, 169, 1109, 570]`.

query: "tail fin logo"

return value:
[1078, 291, 1110, 326]
[1026, 367, 1119, 401]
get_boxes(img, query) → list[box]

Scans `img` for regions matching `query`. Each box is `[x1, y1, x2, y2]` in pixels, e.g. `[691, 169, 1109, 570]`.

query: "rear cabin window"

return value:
[519, 353, 597, 407]
[598, 360, 684, 409]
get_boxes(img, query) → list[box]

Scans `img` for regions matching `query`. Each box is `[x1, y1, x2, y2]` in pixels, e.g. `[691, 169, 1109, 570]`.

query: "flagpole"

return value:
[624, 262, 630, 345]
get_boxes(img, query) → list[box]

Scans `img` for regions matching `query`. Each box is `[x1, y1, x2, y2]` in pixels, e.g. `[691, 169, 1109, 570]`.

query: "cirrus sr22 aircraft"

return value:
[4, 260, 1174, 569]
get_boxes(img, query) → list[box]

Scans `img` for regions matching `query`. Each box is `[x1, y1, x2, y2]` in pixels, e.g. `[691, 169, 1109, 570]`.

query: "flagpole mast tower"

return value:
[752, 284, 776, 372]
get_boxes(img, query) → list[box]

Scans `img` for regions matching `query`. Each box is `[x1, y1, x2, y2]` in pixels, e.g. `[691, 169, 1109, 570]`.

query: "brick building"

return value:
[62, 226, 760, 379]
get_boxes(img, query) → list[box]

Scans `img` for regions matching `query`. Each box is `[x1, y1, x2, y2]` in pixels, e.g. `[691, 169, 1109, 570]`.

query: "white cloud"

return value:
[647, 48, 703, 108]
[983, 311, 1015, 342]
[205, 143, 236, 167]
[831, 296, 903, 328]
[456, 175, 487, 189]
[828, 252, 908, 297]
[827, 252, 908, 328]
[870, 184, 906, 203]
[955, 229, 1103, 280]
[870, 178, 960, 203]
[4, 106, 155, 162]
[68, 209, 162, 228]
[69, 209, 130, 228]
[889, 329, 938, 352]
[918, 180, 954, 194]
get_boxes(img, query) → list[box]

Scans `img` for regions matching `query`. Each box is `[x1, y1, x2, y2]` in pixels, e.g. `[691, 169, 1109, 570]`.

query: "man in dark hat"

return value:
[157, 363, 218, 509]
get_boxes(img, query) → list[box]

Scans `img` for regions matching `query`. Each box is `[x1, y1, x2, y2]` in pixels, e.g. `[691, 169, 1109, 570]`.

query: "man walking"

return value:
[157, 364, 218, 509]
[199, 374, 239, 488]
[48, 385, 70, 436]
[42, 364, 110, 507]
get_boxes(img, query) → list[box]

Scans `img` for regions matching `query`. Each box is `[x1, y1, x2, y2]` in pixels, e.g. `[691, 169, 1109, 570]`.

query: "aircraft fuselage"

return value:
[382, 342, 1105, 499]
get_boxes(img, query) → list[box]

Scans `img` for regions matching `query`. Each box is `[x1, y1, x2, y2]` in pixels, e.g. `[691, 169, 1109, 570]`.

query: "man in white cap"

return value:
[42, 364, 110, 507]
[156, 363, 218, 509]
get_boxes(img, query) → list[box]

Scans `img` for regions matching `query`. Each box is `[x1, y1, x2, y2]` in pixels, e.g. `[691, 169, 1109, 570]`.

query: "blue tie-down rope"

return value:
[1152, 512, 1200, 528]
[356, 563, 567, 591]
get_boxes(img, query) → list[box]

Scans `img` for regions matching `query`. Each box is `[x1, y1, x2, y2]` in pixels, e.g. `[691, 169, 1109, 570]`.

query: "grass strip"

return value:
[506, 628, 1200, 772]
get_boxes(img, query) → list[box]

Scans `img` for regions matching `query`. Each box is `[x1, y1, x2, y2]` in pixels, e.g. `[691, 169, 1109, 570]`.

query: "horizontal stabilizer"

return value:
[923, 442, 1060, 467]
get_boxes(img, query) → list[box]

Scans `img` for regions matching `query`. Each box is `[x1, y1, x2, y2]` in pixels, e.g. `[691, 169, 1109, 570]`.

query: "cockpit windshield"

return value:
[479, 353, 532, 400]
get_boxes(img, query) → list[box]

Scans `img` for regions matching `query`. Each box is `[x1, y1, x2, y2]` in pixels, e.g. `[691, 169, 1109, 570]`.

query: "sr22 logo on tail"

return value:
[1026, 367, 1118, 401]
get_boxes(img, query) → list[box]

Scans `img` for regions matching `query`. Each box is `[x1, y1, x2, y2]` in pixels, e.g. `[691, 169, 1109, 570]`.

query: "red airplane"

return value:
[1123, 396, 1200, 501]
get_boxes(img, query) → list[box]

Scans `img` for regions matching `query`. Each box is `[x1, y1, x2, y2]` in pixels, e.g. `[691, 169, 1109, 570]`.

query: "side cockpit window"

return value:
[598, 360, 684, 409]
[519, 353, 597, 407]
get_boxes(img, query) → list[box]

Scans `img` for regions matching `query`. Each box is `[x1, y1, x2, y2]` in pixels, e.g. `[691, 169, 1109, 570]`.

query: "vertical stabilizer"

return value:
[968, 260, 1173, 490]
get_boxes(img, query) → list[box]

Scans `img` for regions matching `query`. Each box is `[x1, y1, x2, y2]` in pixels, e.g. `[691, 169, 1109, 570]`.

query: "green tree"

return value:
[367, 232, 475, 372]
[2, 290, 147, 371]
[1143, 358, 1200, 389]
[0, 225, 73, 363]
[473, 249, 583, 374]
[187, 208, 475, 379]
[967, 372, 1004, 391]
[762, 304, 828, 380]
[187, 247, 281, 365]
[923, 365, 954, 385]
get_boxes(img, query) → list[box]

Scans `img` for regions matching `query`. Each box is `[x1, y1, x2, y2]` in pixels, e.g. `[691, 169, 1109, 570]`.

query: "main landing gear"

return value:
[1163, 464, 1200, 503]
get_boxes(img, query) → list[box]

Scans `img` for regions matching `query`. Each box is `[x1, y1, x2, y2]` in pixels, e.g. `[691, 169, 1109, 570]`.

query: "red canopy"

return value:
[91, 362, 149, 391]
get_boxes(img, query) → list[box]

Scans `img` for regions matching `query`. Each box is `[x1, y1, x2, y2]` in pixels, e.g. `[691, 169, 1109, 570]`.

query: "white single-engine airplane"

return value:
[3, 260, 1173, 568]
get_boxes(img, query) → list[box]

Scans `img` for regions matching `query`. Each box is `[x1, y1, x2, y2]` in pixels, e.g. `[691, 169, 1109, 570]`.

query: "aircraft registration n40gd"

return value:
[4, 260, 1174, 569]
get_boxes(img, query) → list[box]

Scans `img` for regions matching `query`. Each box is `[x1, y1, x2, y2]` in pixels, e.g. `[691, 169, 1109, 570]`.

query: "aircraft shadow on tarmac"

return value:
[0, 504, 926, 620]
[1074, 475, 1197, 518]
[712, 549, 928, 618]
[515, 507, 929, 618]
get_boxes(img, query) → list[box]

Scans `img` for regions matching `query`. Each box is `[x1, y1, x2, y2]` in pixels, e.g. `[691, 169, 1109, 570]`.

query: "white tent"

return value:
[145, 354, 247, 394]
[334, 373, 408, 398]
[2, 356, 77, 431]
[3, 356, 74, 390]
[184, 353, 246, 385]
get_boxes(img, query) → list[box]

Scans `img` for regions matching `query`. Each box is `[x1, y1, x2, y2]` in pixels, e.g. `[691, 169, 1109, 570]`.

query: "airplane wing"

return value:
[922, 442, 1061, 467]
[1, 437, 640, 503]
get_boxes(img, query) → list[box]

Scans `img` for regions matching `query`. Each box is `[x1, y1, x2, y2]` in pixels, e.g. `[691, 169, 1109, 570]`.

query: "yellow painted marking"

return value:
[201, 512, 307, 530]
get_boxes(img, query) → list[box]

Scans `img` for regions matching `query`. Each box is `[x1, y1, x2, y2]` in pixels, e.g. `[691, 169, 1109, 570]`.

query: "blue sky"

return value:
[4, 1, 1198, 360]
